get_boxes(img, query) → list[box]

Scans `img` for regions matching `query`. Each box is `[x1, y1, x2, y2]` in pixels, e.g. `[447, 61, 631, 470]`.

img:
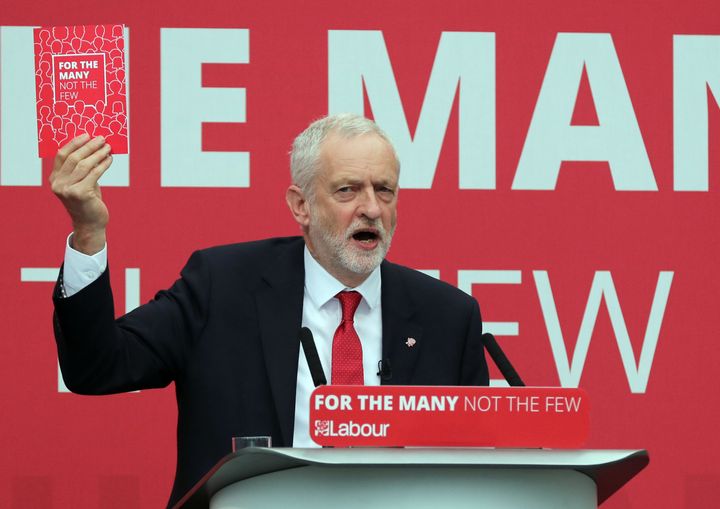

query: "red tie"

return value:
[332, 291, 364, 385]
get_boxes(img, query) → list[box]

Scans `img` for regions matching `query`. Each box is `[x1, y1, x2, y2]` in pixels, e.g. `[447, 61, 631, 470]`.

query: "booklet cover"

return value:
[33, 24, 128, 157]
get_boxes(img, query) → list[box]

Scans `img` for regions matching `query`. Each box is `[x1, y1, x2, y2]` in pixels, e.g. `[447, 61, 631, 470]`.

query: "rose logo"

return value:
[315, 420, 331, 436]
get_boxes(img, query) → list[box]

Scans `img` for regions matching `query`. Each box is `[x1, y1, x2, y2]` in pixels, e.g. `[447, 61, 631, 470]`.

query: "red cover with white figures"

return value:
[33, 24, 128, 157]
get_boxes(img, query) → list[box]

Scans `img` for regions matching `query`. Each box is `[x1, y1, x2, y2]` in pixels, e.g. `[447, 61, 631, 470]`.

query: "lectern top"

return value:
[173, 447, 649, 509]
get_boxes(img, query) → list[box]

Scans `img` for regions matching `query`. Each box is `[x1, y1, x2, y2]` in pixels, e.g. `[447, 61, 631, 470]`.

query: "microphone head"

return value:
[377, 358, 392, 381]
[299, 326, 313, 342]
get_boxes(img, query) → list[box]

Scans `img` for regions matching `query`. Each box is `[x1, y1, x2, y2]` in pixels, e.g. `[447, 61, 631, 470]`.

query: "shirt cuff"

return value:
[62, 232, 108, 297]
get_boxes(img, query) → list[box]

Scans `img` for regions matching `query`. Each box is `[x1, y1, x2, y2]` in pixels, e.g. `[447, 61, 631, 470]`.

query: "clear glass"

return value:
[232, 436, 272, 452]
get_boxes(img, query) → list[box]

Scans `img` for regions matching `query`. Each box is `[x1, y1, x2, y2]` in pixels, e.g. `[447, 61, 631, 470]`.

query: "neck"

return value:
[333, 270, 370, 289]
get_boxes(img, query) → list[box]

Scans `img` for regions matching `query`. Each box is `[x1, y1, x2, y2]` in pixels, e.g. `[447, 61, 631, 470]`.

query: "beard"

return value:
[308, 211, 395, 278]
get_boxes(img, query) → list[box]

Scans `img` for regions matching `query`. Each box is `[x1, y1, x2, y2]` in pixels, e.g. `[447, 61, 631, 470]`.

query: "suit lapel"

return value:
[380, 262, 424, 385]
[255, 240, 305, 446]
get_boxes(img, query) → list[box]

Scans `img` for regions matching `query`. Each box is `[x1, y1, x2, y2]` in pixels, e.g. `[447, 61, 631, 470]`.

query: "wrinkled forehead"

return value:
[318, 132, 400, 178]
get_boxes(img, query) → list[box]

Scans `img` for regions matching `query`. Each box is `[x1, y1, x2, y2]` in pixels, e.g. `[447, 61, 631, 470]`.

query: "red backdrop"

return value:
[1, 0, 719, 507]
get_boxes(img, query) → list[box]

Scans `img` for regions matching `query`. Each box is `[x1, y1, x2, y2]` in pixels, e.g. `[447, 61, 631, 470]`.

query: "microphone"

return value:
[481, 332, 525, 387]
[299, 327, 327, 387]
[377, 358, 392, 381]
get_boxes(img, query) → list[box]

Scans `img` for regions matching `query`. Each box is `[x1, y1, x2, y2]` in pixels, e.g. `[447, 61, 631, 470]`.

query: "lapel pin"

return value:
[405, 338, 416, 348]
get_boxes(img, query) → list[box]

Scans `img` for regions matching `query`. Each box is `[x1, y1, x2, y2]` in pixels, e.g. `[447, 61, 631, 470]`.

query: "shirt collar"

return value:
[303, 245, 381, 310]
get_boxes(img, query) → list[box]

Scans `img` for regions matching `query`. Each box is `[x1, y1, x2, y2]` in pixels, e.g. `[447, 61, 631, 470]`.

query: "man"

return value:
[51, 114, 489, 507]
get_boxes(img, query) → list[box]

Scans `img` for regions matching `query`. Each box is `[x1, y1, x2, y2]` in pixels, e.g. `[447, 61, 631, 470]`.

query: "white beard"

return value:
[308, 213, 394, 277]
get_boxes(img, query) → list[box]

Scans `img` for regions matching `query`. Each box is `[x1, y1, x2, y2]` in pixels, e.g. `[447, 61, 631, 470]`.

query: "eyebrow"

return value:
[329, 175, 398, 186]
[330, 177, 363, 187]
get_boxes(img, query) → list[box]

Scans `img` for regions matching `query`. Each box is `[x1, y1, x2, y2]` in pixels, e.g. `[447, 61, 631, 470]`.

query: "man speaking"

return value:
[50, 114, 489, 507]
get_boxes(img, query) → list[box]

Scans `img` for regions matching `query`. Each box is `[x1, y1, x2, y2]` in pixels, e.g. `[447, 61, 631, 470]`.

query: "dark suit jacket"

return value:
[53, 236, 488, 507]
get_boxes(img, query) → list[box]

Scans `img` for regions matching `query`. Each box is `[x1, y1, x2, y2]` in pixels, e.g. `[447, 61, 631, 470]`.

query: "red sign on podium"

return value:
[310, 386, 589, 448]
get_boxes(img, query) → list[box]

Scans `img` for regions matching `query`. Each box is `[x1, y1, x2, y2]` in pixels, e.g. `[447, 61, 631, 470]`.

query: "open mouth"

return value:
[351, 229, 380, 243]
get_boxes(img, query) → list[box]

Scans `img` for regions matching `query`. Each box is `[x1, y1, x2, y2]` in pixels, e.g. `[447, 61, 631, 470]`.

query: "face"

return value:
[304, 133, 399, 287]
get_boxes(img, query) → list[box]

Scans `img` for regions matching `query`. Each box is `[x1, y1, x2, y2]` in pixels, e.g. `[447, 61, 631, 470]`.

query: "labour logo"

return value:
[315, 420, 331, 436]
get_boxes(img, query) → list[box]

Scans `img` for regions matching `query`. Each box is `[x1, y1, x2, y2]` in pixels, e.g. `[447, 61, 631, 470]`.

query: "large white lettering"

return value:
[457, 270, 522, 388]
[674, 35, 720, 191]
[0, 27, 40, 185]
[1, 27, 716, 192]
[329, 30, 495, 189]
[458, 270, 522, 337]
[534, 270, 673, 393]
[513, 33, 656, 191]
[160, 28, 249, 187]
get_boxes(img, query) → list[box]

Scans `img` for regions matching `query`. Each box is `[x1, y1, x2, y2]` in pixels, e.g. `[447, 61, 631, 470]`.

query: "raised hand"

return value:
[50, 134, 113, 255]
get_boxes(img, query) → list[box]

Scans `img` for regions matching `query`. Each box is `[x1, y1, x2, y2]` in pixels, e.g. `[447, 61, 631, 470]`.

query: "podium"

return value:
[174, 448, 648, 509]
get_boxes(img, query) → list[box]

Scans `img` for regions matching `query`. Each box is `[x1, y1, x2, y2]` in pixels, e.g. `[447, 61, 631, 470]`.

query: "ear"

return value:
[286, 184, 311, 227]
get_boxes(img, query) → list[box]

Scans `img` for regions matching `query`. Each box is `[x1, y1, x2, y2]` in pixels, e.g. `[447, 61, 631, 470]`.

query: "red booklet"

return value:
[33, 24, 128, 157]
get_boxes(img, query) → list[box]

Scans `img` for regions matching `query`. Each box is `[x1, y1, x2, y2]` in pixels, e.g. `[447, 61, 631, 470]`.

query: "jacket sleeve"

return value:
[52, 250, 211, 395]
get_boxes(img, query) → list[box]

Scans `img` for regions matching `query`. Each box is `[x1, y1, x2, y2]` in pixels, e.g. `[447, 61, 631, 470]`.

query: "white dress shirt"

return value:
[62, 237, 383, 447]
[293, 247, 382, 447]
[63, 234, 107, 297]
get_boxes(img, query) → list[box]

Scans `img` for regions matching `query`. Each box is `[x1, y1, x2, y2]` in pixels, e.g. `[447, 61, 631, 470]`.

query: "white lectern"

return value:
[174, 448, 648, 509]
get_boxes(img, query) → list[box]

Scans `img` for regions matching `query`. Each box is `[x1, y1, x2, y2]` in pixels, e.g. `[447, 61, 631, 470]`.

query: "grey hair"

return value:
[290, 113, 400, 198]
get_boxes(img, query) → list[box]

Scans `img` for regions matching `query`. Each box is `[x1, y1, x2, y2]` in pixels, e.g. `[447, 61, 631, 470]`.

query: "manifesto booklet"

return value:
[33, 24, 128, 157]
